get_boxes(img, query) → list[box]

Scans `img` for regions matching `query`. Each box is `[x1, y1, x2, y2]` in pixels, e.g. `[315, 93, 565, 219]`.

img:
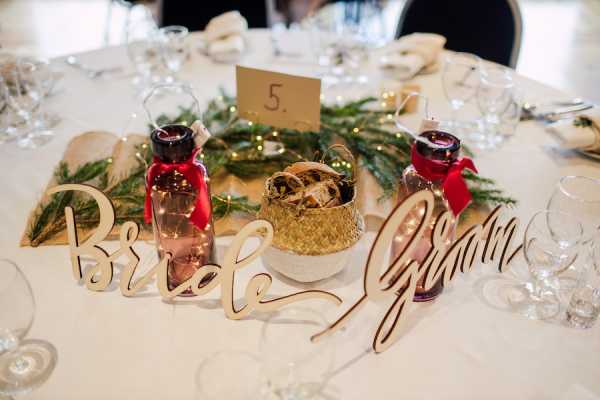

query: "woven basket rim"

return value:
[262, 185, 357, 214]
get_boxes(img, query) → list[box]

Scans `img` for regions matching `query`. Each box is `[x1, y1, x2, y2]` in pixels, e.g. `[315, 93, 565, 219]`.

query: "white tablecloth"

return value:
[2, 30, 600, 400]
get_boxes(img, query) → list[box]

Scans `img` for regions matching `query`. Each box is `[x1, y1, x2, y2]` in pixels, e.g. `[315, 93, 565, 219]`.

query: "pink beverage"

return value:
[392, 131, 461, 302]
[148, 124, 217, 295]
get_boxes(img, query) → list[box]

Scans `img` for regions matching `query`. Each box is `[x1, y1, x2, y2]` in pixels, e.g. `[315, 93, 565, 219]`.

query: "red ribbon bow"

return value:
[144, 149, 211, 230]
[411, 145, 478, 216]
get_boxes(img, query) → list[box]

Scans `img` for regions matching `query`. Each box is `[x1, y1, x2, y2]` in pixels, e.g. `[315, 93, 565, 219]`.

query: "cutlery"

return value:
[65, 56, 123, 79]
[521, 100, 593, 122]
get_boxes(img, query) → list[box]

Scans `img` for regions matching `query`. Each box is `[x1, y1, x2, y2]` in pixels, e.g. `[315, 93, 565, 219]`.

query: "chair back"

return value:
[395, 0, 522, 68]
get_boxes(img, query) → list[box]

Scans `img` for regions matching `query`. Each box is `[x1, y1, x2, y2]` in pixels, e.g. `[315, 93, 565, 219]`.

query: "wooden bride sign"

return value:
[48, 184, 521, 353]
[47, 184, 342, 320]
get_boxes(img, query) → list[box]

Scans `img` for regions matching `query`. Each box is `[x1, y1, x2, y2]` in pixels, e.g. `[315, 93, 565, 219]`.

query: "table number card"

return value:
[236, 66, 321, 132]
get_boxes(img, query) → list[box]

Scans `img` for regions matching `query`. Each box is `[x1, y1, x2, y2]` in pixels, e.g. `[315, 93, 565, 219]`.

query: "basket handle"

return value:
[320, 144, 357, 179]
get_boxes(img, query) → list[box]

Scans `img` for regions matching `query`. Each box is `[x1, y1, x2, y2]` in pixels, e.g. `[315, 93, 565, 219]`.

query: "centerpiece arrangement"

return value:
[23, 91, 515, 249]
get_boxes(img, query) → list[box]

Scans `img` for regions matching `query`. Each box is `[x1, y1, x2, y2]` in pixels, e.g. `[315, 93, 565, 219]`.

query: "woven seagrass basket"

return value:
[259, 145, 364, 255]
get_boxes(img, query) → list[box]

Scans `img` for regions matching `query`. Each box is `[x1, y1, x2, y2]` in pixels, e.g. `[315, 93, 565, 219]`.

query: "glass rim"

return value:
[159, 25, 189, 36]
[444, 51, 481, 65]
[558, 175, 600, 204]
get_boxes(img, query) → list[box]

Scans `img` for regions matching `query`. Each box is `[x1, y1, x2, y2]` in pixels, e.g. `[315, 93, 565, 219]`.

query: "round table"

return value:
[2, 30, 600, 400]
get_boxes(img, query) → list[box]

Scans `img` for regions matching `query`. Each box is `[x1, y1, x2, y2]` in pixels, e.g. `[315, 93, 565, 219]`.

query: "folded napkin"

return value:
[208, 35, 245, 62]
[202, 11, 248, 62]
[204, 11, 248, 42]
[379, 33, 446, 80]
[546, 107, 600, 150]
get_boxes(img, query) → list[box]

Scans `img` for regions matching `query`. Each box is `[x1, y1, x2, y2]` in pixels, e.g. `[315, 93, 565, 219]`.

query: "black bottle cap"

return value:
[416, 130, 460, 161]
[150, 124, 195, 163]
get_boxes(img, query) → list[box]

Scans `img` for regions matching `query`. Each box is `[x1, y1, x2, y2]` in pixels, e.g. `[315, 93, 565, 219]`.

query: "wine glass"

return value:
[0, 260, 57, 396]
[260, 307, 334, 400]
[547, 176, 600, 289]
[2, 61, 54, 149]
[157, 25, 189, 85]
[126, 19, 162, 95]
[547, 176, 600, 245]
[474, 65, 515, 149]
[441, 52, 480, 134]
[510, 211, 583, 320]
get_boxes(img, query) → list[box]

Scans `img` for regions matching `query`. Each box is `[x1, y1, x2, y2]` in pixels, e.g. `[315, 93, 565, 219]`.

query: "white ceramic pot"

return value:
[262, 245, 355, 283]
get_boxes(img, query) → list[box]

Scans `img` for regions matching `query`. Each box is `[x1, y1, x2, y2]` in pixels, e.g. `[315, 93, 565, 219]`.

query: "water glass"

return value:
[547, 176, 600, 244]
[566, 239, 600, 328]
[260, 307, 334, 400]
[512, 211, 583, 320]
[475, 65, 515, 149]
[158, 25, 189, 84]
[0, 260, 57, 396]
[195, 350, 263, 400]
[126, 19, 162, 93]
[441, 52, 480, 132]
[1, 60, 55, 149]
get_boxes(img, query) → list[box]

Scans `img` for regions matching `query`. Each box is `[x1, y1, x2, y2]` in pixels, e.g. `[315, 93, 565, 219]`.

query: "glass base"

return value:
[506, 283, 560, 320]
[0, 340, 57, 396]
[17, 130, 54, 150]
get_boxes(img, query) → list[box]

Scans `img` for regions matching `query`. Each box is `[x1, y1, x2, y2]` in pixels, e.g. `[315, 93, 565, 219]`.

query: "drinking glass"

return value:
[260, 307, 334, 400]
[441, 52, 480, 133]
[195, 350, 263, 400]
[0, 260, 57, 396]
[475, 65, 515, 149]
[23, 57, 60, 132]
[2, 61, 54, 149]
[126, 19, 162, 95]
[566, 237, 600, 328]
[158, 25, 189, 84]
[547, 176, 600, 245]
[511, 211, 583, 320]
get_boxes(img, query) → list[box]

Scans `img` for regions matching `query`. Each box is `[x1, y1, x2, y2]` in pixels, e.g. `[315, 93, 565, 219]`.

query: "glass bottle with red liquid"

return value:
[145, 123, 217, 294]
[392, 130, 476, 301]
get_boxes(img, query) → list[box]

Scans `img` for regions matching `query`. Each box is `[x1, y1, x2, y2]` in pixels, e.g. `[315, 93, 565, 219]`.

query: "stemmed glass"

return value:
[547, 176, 600, 289]
[260, 307, 334, 400]
[126, 19, 162, 96]
[157, 25, 189, 85]
[1, 61, 54, 149]
[475, 65, 515, 149]
[0, 260, 57, 396]
[441, 52, 480, 135]
[547, 176, 600, 245]
[510, 211, 583, 320]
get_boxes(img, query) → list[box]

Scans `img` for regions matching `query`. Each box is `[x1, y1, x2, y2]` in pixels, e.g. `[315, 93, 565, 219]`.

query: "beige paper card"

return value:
[236, 65, 321, 132]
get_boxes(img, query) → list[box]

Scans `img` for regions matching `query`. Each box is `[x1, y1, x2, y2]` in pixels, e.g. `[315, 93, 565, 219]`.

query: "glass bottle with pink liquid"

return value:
[392, 130, 463, 302]
[148, 123, 217, 294]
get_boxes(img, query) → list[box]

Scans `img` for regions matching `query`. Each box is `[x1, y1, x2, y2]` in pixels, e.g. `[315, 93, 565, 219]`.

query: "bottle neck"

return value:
[151, 124, 195, 163]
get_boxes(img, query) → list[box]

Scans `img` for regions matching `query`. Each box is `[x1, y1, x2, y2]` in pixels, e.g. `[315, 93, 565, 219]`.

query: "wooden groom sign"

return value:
[311, 190, 522, 353]
[46, 184, 342, 320]
[48, 184, 521, 353]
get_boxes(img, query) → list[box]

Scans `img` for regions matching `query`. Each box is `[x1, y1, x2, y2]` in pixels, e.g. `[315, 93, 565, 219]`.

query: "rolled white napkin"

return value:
[380, 33, 446, 80]
[204, 11, 248, 43]
[546, 107, 600, 150]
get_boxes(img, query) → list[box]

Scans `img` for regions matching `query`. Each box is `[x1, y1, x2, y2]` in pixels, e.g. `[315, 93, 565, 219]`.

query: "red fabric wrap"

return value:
[410, 144, 478, 216]
[144, 149, 211, 230]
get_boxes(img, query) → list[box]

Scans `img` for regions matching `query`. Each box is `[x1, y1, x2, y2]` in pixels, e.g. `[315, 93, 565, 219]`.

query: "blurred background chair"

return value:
[104, 0, 154, 44]
[395, 0, 523, 68]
